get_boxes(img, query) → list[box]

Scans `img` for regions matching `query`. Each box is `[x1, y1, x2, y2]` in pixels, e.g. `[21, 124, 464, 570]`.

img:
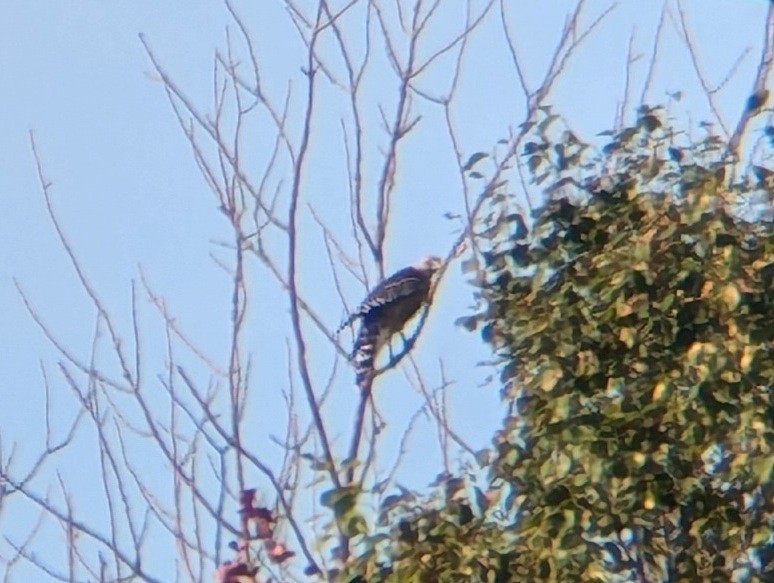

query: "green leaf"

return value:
[320, 486, 359, 518]
[638, 114, 661, 133]
[475, 486, 490, 514]
[463, 152, 488, 171]
[475, 448, 490, 466]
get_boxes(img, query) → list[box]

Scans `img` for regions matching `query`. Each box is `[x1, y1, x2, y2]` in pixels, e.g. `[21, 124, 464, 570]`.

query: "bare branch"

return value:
[728, 2, 774, 157]
[285, 2, 341, 493]
[673, 0, 730, 137]
[639, 0, 668, 107]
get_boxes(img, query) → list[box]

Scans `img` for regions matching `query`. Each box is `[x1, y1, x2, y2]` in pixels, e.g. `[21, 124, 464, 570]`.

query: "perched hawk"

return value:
[342, 256, 442, 391]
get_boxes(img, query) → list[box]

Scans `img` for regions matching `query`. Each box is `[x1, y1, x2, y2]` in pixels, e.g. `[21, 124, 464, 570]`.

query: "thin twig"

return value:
[728, 1, 774, 157]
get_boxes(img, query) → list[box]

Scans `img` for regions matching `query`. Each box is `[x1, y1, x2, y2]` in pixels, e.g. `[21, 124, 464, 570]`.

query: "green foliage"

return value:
[340, 108, 774, 582]
[337, 477, 521, 583]
[472, 109, 774, 581]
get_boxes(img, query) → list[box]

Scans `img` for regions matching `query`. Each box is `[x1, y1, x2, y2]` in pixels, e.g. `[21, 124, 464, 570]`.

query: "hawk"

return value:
[341, 256, 442, 392]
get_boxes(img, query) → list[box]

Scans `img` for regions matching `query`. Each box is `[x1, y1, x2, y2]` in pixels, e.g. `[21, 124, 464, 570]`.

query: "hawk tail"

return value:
[353, 323, 378, 392]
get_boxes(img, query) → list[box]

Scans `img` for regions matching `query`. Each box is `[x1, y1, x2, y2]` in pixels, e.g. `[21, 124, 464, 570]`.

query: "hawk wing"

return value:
[338, 267, 428, 334]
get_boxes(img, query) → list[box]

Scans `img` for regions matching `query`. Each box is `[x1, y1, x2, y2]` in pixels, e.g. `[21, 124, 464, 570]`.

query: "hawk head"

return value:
[411, 255, 442, 274]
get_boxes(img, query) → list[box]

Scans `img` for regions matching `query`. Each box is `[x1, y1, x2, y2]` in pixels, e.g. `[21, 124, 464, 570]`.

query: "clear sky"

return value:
[1, 1, 771, 581]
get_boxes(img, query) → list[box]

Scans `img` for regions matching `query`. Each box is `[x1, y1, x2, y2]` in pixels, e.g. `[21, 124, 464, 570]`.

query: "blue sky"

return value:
[1, 1, 772, 580]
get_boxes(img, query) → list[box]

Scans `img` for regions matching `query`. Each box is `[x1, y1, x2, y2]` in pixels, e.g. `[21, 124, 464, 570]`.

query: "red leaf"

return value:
[265, 540, 295, 564]
[213, 560, 258, 583]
